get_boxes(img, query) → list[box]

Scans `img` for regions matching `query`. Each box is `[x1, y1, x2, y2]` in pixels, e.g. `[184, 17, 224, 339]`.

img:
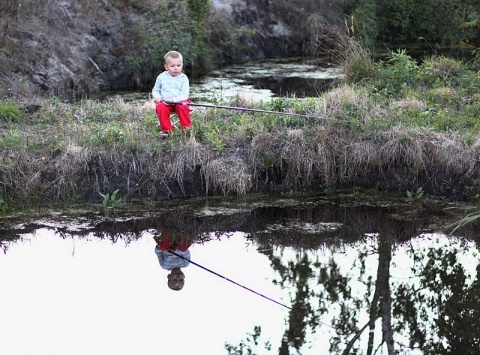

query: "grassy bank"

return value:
[1, 50, 480, 210]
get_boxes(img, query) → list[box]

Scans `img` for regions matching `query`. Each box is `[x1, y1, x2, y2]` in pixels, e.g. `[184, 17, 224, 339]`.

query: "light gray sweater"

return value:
[151, 71, 190, 102]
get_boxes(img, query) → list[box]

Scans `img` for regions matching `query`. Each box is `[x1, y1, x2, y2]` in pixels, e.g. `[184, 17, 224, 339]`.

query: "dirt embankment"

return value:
[1, 0, 136, 99]
[0, 0, 343, 100]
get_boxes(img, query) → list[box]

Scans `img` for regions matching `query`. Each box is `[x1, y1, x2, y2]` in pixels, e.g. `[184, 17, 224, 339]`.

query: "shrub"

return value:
[123, 0, 211, 87]
[368, 49, 438, 99]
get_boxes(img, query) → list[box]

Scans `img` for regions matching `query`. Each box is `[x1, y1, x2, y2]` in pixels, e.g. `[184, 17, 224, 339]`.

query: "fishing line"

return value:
[168, 250, 334, 329]
[170, 101, 328, 121]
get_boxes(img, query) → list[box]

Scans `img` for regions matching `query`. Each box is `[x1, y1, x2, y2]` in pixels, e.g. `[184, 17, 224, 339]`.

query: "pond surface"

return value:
[189, 58, 343, 102]
[105, 58, 343, 104]
[1, 194, 479, 355]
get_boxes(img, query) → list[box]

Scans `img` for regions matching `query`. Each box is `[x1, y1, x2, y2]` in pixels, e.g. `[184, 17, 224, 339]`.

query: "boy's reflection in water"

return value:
[154, 230, 191, 291]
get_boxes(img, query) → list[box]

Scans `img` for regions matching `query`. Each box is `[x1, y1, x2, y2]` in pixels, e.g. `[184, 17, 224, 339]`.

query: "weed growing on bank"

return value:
[1, 51, 480, 208]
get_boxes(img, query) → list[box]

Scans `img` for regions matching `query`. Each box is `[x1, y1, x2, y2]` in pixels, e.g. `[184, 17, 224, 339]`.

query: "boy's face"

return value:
[167, 267, 185, 290]
[164, 57, 183, 77]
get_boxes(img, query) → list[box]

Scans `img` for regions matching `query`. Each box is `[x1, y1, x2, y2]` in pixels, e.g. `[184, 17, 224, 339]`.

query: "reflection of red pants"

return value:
[156, 230, 191, 252]
[155, 99, 192, 132]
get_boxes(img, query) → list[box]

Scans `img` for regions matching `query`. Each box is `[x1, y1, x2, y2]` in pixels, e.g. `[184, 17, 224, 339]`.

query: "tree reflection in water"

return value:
[1, 194, 479, 354]
[231, 233, 478, 355]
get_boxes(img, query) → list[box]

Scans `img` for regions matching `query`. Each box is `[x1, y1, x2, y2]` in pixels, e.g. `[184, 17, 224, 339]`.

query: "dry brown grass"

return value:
[424, 55, 462, 77]
[312, 128, 336, 186]
[230, 93, 255, 109]
[373, 127, 476, 190]
[341, 140, 380, 182]
[167, 136, 209, 194]
[282, 129, 316, 186]
[333, 33, 374, 82]
[320, 85, 358, 116]
[428, 87, 457, 105]
[1, 150, 45, 203]
[319, 84, 384, 123]
[201, 155, 252, 195]
[391, 98, 428, 112]
[470, 93, 480, 104]
[379, 126, 427, 173]
[248, 128, 324, 189]
[247, 129, 284, 178]
[49, 144, 93, 199]
[422, 132, 476, 176]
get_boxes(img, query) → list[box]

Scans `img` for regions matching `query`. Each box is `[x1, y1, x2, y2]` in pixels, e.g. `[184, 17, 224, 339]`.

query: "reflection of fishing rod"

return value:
[168, 250, 333, 329]
[170, 101, 325, 120]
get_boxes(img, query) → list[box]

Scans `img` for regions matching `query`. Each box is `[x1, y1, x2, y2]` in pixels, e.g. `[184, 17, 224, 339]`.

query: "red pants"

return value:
[156, 230, 191, 252]
[155, 99, 192, 133]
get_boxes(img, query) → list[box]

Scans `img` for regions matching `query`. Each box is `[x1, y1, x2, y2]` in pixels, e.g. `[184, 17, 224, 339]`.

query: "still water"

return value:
[1, 194, 479, 355]
[106, 58, 343, 104]
[189, 59, 343, 102]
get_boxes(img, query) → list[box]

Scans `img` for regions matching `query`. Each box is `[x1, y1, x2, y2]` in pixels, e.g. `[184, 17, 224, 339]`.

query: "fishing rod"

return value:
[168, 249, 333, 329]
[170, 101, 325, 120]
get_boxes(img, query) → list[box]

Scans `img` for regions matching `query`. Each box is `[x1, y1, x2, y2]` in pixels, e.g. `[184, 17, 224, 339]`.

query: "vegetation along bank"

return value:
[1, 48, 480, 209]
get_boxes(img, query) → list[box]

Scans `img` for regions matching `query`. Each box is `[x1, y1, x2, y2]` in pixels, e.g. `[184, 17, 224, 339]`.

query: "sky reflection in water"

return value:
[103, 59, 343, 105]
[190, 59, 343, 103]
[1, 228, 478, 354]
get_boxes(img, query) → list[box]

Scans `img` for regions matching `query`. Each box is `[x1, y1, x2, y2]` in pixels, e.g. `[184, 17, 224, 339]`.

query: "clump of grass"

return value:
[166, 135, 209, 194]
[248, 129, 283, 177]
[380, 126, 426, 173]
[470, 93, 480, 104]
[341, 140, 380, 182]
[333, 33, 374, 83]
[230, 93, 254, 109]
[47, 144, 92, 200]
[391, 98, 428, 112]
[421, 132, 475, 176]
[282, 129, 315, 187]
[0, 149, 47, 203]
[0, 129, 23, 150]
[423, 55, 462, 77]
[201, 155, 252, 195]
[344, 41, 374, 83]
[0, 100, 27, 123]
[427, 87, 457, 105]
[316, 24, 374, 83]
[319, 84, 382, 130]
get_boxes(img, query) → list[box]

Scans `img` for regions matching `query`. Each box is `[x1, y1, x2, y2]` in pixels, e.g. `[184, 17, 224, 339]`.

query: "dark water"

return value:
[1, 194, 479, 355]
[102, 58, 343, 104]
[189, 59, 343, 102]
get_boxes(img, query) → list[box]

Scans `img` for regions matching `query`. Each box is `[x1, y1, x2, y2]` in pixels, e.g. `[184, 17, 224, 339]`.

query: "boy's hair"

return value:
[168, 279, 184, 291]
[164, 51, 183, 63]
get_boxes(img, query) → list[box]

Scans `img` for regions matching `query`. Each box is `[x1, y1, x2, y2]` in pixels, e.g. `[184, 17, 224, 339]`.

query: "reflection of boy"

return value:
[154, 230, 191, 291]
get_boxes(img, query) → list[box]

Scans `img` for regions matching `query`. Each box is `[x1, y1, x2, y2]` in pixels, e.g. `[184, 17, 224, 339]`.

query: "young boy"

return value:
[154, 230, 191, 291]
[151, 51, 192, 136]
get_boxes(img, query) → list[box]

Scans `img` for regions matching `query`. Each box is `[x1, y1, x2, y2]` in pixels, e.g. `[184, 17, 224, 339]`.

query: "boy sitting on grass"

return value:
[151, 50, 192, 137]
